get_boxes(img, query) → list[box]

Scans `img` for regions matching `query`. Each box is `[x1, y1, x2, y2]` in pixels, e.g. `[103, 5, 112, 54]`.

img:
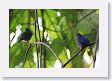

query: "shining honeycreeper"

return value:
[18, 28, 32, 43]
[77, 33, 90, 49]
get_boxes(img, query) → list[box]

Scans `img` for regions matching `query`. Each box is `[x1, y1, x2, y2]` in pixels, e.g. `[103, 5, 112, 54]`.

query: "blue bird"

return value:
[77, 33, 90, 49]
[18, 28, 32, 43]
[77, 33, 94, 67]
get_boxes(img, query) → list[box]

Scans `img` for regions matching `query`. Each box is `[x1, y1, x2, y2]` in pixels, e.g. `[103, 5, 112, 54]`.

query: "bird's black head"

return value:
[25, 28, 32, 33]
[77, 33, 83, 38]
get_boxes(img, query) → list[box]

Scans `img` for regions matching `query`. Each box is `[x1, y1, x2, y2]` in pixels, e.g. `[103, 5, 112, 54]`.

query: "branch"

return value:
[9, 32, 16, 46]
[41, 9, 46, 68]
[45, 11, 56, 29]
[22, 43, 32, 67]
[34, 9, 39, 68]
[35, 11, 41, 42]
[45, 10, 97, 32]
[21, 23, 34, 25]
[28, 10, 30, 28]
[93, 31, 99, 68]
[31, 42, 63, 67]
[72, 10, 97, 27]
[35, 9, 43, 68]
[62, 48, 83, 68]
[62, 42, 96, 68]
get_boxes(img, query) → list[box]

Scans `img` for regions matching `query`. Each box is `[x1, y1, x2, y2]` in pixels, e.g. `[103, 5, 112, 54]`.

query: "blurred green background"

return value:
[9, 9, 99, 68]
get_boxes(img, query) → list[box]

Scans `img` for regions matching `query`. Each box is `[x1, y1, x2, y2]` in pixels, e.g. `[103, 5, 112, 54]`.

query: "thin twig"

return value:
[28, 10, 30, 28]
[32, 42, 63, 67]
[21, 23, 34, 25]
[45, 10, 97, 32]
[45, 10, 56, 30]
[34, 9, 39, 68]
[41, 9, 46, 68]
[62, 48, 83, 68]
[22, 43, 32, 67]
[9, 33, 16, 46]
[39, 9, 44, 68]
[72, 10, 97, 27]
[93, 31, 99, 68]
[35, 9, 43, 68]
[22, 10, 32, 67]
[36, 10, 41, 42]
[62, 42, 96, 68]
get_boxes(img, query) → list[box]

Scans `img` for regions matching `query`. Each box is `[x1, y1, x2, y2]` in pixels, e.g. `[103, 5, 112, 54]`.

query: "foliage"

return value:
[9, 9, 99, 68]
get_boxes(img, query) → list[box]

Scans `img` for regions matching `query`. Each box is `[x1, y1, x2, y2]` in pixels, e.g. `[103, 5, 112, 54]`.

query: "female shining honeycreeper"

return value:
[77, 33, 90, 49]
[18, 28, 32, 43]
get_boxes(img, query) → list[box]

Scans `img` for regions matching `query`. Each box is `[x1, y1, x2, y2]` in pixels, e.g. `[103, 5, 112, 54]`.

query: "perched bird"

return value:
[77, 33, 94, 68]
[18, 28, 32, 43]
[76, 33, 90, 49]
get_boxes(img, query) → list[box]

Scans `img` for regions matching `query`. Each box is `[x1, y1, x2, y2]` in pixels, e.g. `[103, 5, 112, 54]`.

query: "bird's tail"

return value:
[86, 47, 93, 56]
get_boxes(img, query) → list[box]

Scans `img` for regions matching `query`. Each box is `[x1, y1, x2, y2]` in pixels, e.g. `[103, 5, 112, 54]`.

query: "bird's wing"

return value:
[19, 32, 24, 39]
[79, 36, 90, 46]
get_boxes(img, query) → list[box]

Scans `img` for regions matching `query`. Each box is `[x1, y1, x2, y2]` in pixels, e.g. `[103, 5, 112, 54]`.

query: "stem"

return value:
[62, 42, 96, 68]
[34, 9, 39, 68]
[93, 30, 99, 68]
[72, 10, 97, 27]
[32, 42, 63, 67]
[35, 9, 43, 68]
[62, 48, 83, 68]
[9, 32, 16, 46]
[41, 9, 46, 68]
[22, 44, 32, 67]
[45, 11, 56, 29]
[21, 23, 34, 25]
[45, 10, 97, 32]
[28, 10, 30, 28]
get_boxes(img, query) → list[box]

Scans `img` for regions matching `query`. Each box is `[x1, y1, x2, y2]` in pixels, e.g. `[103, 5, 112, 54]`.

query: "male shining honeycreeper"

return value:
[18, 28, 32, 43]
[77, 33, 94, 67]
[77, 33, 90, 49]
[77, 33, 94, 56]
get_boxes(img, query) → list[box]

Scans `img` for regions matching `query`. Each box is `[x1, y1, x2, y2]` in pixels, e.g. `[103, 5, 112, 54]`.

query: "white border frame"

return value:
[0, 0, 108, 77]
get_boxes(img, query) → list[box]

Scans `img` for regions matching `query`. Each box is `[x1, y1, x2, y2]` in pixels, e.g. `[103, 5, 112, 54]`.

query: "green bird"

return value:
[18, 28, 32, 43]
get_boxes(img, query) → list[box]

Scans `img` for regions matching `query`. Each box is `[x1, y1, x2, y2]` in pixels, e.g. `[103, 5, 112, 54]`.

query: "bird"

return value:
[77, 33, 94, 68]
[18, 28, 32, 43]
[76, 33, 90, 49]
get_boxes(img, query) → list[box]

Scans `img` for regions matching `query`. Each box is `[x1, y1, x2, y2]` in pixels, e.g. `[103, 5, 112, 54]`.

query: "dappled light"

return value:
[54, 59, 62, 68]
[10, 24, 22, 46]
[9, 9, 99, 68]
